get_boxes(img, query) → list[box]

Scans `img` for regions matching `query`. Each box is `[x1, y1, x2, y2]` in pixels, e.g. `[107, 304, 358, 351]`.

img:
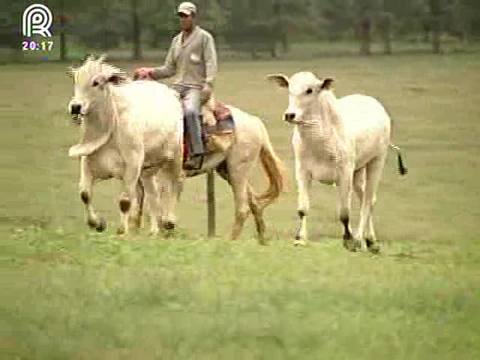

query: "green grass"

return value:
[1, 53, 479, 359]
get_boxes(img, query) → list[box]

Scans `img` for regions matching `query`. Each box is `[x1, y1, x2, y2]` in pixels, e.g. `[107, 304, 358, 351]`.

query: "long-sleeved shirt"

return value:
[152, 26, 217, 89]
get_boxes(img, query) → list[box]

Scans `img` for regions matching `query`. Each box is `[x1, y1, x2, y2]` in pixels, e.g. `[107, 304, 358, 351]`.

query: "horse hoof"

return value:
[366, 239, 381, 254]
[343, 238, 361, 252]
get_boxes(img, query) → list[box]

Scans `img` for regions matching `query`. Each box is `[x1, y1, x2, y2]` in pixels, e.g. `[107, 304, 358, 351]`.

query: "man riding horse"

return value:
[134, 1, 217, 170]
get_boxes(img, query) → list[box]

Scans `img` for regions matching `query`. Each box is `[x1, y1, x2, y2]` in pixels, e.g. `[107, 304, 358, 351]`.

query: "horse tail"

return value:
[390, 143, 408, 176]
[253, 127, 286, 211]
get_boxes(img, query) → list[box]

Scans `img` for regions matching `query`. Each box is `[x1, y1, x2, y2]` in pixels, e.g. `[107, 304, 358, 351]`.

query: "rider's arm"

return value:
[151, 38, 177, 80]
[204, 33, 218, 86]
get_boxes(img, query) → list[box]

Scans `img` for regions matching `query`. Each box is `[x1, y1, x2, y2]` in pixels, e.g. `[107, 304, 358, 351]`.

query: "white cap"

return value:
[177, 2, 197, 16]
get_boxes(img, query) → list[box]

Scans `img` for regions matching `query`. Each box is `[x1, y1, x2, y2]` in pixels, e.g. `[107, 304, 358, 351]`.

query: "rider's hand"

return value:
[133, 67, 154, 80]
[200, 83, 213, 103]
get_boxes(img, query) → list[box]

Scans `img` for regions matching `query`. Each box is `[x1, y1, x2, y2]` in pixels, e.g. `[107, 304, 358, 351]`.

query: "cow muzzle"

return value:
[70, 104, 82, 115]
[284, 112, 298, 124]
[69, 102, 84, 125]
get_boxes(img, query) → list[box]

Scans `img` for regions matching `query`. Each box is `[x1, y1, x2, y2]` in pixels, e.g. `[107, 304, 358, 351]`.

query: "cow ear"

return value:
[107, 72, 127, 85]
[321, 78, 334, 90]
[98, 53, 108, 63]
[83, 53, 96, 63]
[66, 66, 76, 78]
[266, 74, 289, 88]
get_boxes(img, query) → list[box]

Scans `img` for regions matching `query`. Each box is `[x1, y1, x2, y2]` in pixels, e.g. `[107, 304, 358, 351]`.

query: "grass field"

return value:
[1, 53, 479, 359]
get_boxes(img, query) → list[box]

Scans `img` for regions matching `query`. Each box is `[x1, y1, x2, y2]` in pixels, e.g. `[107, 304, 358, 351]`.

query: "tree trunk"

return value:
[431, 16, 441, 54]
[359, 16, 372, 56]
[131, 0, 142, 60]
[383, 33, 392, 55]
[102, 1, 109, 51]
[429, 0, 442, 54]
[59, 0, 67, 61]
[380, 2, 393, 55]
[379, 12, 393, 55]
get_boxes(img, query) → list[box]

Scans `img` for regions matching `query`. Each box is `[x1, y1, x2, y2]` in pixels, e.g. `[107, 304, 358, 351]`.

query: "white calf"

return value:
[268, 72, 407, 252]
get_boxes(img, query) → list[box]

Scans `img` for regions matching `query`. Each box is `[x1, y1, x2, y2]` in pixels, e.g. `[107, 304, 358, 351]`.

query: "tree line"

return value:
[2, 0, 480, 60]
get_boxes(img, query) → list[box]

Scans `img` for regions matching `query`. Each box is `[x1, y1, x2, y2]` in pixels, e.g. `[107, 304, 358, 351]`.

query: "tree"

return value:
[377, 11, 394, 54]
[320, 0, 355, 42]
[130, 0, 142, 60]
[0, 0, 29, 61]
[354, 1, 375, 55]
[428, 0, 444, 53]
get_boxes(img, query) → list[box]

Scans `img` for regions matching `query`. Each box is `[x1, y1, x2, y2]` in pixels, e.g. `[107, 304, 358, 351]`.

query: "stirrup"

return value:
[184, 154, 204, 170]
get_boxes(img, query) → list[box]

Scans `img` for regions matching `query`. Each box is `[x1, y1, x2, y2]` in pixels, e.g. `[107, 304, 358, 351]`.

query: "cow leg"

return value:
[79, 157, 106, 232]
[158, 163, 182, 233]
[117, 161, 143, 236]
[366, 193, 377, 244]
[353, 167, 367, 250]
[294, 169, 312, 246]
[141, 174, 161, 235]
[363, 157, 386, 254]
[338, 166, 360, 251]
[130, 180, 145, 230]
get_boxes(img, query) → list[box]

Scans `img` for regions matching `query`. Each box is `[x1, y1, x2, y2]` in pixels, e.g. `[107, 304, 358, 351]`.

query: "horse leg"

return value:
[294, 169, 312, 246]
[363, 157, 386, 254]
[226, 162, 251, 240]
[79, 157, 106, 232]
[338, 165, 360, 251]
[218, 162, 266, 244]
[216, 162, 258, 245]
[247, 185, 267, 245]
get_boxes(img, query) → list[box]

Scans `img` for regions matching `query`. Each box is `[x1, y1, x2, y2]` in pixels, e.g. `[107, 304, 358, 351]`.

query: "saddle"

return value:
[183, 95, 235, 161]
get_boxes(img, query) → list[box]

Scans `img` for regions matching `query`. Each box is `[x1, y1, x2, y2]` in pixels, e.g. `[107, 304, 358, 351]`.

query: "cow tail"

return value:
[390, 144, 408, 176]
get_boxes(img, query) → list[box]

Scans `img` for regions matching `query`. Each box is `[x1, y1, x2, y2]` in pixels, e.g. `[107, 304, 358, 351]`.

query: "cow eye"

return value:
[306, 88, 313, 95]
[92, 80, 99, 87]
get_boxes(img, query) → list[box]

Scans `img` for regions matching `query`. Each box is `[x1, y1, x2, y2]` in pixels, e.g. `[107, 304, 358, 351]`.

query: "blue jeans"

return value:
[172, 85, 205, 156]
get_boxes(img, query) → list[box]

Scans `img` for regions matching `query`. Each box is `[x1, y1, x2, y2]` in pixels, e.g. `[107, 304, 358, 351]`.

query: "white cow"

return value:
[67, 55, 183, 235]
[268, 72, 407, 253]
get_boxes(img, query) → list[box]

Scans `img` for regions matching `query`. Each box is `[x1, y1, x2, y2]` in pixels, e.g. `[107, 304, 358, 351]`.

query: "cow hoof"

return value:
[294, 239, 306, 247]
[343, 238, 361, 252]
[88, 218, 106, 233]
[149, 229, 159, 236]
[96, 218, 107, 233]
[116, 226, 126, 235]
[366, 239, 381, 254]
[130, 216, 142, 230]
[257, 236, 268, 246]
[163, 221, 176, 231]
